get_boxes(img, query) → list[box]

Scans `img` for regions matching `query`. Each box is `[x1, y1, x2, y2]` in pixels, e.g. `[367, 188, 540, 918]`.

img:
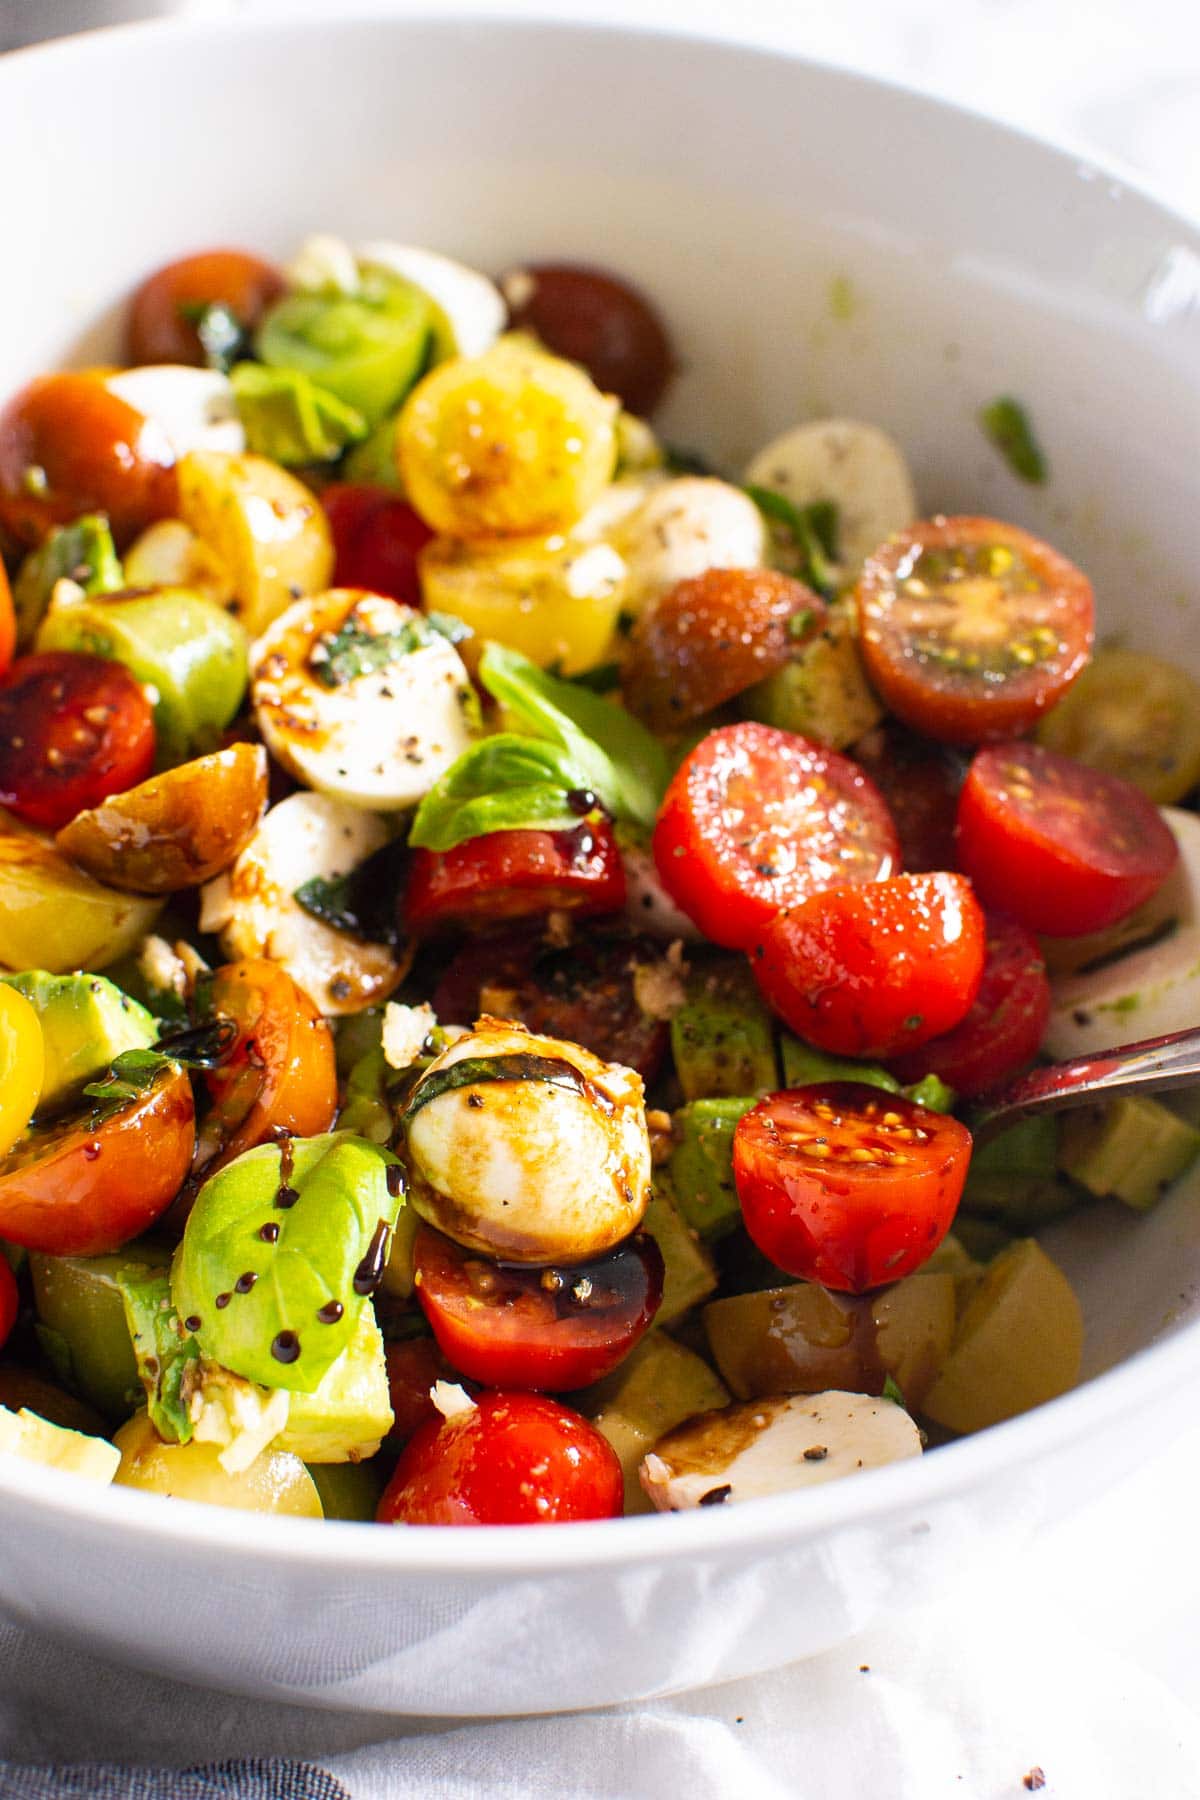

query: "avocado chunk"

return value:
[0, 1404, 120, 1483]
[671, 957, 778, 1101]
[780, 1038, 954, 1111]
[306, 1457, 383, 1521]
[575, 1333, 729, 1513]
[30, 1245, 169, 1421]
[278, 1312, 392, 1463]
[959, 1115, 1077, 1229]
[740, 601, 883, 750]
[669, 1096, 757, 1240]
[12, 512, 123, 646]
[1058, 1094, 1200, 1211]
[642, 1177, 717, 1325]
[1, 971, 157, 1113]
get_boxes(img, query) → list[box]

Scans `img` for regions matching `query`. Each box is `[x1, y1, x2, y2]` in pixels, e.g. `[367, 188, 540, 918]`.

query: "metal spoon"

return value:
[967, 1025, 1200, 1145]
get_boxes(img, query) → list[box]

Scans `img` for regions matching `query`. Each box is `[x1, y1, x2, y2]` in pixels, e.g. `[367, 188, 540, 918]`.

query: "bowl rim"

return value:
[1, 4, 1198, 1576]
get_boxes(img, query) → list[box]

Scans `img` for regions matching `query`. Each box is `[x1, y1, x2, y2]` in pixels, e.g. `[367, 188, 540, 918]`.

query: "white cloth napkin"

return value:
[4, 1422, 1200, 1796]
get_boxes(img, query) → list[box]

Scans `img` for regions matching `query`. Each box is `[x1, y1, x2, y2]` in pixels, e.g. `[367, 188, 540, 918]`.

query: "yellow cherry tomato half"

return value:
[0, 984, 44, 1157]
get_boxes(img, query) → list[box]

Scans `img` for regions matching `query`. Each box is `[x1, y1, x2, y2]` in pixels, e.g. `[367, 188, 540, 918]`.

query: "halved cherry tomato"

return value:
[623, 568, 824, 733]
[412, 1223, 663, 1391]
[126, 248, 284, 367]
[955, 742, 1179, 937]
[500, 262, 674, 415]
[0, 561, 14, 680]
[653, 723, 899, 952]
[733, 1083, 972, 1293]
[384, 1335, 462, 1447]
[0, 1062, 195, 1256]
[194, 959, 337, 1176]
[431, 926, 669, 1080]
[321, 482, 433, 608]
[405, 820, 626, 935]
[851, 722, 963, 873]
[0, 652, 156, 831]
[377, 1389, 624, 1525]
[0, 1258, 19, 1356]
[0, 372, 176, 548]
[888, 914, 1050, 1097]
[753, 872, 986, 1059]
[855, 516, 1093, 744]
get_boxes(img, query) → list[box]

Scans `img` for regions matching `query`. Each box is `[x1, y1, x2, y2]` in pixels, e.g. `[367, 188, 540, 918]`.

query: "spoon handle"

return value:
[967, 1025, 1200, 1145]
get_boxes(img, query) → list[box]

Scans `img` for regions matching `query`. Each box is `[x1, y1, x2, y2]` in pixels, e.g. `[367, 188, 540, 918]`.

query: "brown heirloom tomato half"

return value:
[126, 248, 285, 367]
[855, 516, 1093, 744]
[500, 262, 675, 415]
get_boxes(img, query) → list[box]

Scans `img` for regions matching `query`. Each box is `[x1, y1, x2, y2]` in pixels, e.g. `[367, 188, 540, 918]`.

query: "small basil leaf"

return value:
[293, 837, 408, 946]
[408, 734, 586, 852]
[402, 1053, 594, 1124]
[979, 397, 1047, 485]
[744, 485, 840, 598]
[82, 1047, 174, 1114]
[178, 299, 250, 374]
[116, 1266, 200, 1445]
[882, 1373, 907, 1409]
[309, 612, 439, 688]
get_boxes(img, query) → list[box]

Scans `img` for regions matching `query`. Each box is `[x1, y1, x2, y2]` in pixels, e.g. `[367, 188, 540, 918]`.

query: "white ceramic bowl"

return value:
[1, 10, 1199, 1718]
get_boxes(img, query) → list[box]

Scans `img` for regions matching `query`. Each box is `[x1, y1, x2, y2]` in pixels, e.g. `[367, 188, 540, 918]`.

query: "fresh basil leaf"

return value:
[881, 1374, 907, 1409]
[409, 735, 585, 852]
[479, 643, 667, 830]
[309, 613, 438, 688]
[979, 396, 1047, 485]
[230, 362, 367, 465]
[744, 485, 840, 598]
[402, 1052, 594, 1124]
[116, 1266, 200, 1445]
[293, 837, 408, 946]
[424, 610, 474, 648]
[83, 1047, 172, 1113]
[178, 299, 249, 374]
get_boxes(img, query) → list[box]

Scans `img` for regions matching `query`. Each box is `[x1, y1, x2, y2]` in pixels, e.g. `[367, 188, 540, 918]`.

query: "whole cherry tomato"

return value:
[126, 248, 284, 367]
[0, 372, 176, 548]
[733, 1083, 972, 1293]
[377, 1389, 624, 1525]
[0, 652, 155, 832]
[955, 742, 1179, 936]
[623, 568, 824, 733]
[752, 872, 986, 1059]
[412, 1223, 663, 1390]
[652, 723, 899, 952]
[0, 1062, 194, 1256]
[321, 482, 433, 607]
[500, 262, 674, 415]
[855, 515, 1094, 745]
[431, 926, 669, 1081]
[193, 959, 338, 1177]
[887, 914, 1050, 1098]
[405, 820, 626, 935]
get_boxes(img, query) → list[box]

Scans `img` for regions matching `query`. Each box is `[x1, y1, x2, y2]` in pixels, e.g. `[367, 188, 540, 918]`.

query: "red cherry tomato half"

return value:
[0, 563, 15, 681]
[753, 872, 986, 1060]
[887, 914, 1050, 1098]
[653, 723, 900, 952]
[733, 1083, 972, 1293]
[0, 652, 156, 831]
[194, 959, 338, 1177]
[412, 1223, 663, 1391]
[0, 371, 176, 549]
[0, 1256, 18, 1354]
[405, 820, 627, 935]
[431, 927, 669, 1081]
[126, 247, 285, 367]
[500, 262, 674, 415]
[0, 1063, 195, 1256]
[321, 482, 433, 608]
[851, 723, 963, 874]
[856, 516, 1094, 745]
[384, 1335, 463, 1447]
[955, 742, 1179, 937]
[377, 1389, 624, 1526]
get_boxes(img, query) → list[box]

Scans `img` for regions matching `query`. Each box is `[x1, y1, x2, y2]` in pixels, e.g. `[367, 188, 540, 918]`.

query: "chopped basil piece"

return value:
[116, 1266, 200, 1445]
[744, 485, 840, 598]
[293, 838, 408, 946]
[979, 397, 1047, 485]
[882, 1374, 907, 1409]
[402, 1052, 594, 1124]
[178, 299, 249, 375]
[310, 613, 438, 687]
[82, 1047, 173, 1115]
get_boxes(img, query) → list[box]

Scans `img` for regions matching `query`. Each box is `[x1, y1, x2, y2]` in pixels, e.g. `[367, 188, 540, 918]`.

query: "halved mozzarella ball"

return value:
[199, 790, 406, 1015]
[357, 240, 506, 358]
[743, 418, 916, 573]
[1044, 807, 1200, 1058]
[105, 365, 245, 459]
[403, 1020, 652, 1264]
[639, 1391, 921, 1511]
[615, 477, 767, 616]
[250, 589, 478, 810]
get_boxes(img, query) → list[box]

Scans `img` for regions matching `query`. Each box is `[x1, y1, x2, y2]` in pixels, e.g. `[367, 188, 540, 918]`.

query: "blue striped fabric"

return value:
[0, 1760, 351, 1798]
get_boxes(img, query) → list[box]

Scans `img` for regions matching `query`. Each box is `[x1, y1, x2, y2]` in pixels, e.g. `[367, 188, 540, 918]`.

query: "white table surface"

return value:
[4, 1, 1200, 1788]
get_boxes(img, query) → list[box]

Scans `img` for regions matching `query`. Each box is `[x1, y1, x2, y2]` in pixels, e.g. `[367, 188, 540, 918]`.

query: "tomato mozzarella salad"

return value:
[0, 237, 1195, 1527]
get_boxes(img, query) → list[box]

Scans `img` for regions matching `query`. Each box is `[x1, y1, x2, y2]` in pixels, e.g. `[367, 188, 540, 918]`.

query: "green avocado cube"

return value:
[1058, 1095, 1200, 1211]
[671, 958, 778, 1101]
[669, 1096, 757, 1240]
[2, 970, 157, 1112]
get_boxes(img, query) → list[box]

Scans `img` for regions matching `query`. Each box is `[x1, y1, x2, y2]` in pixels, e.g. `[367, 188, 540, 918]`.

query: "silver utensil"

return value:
[967, 1025, 1200, 1144]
